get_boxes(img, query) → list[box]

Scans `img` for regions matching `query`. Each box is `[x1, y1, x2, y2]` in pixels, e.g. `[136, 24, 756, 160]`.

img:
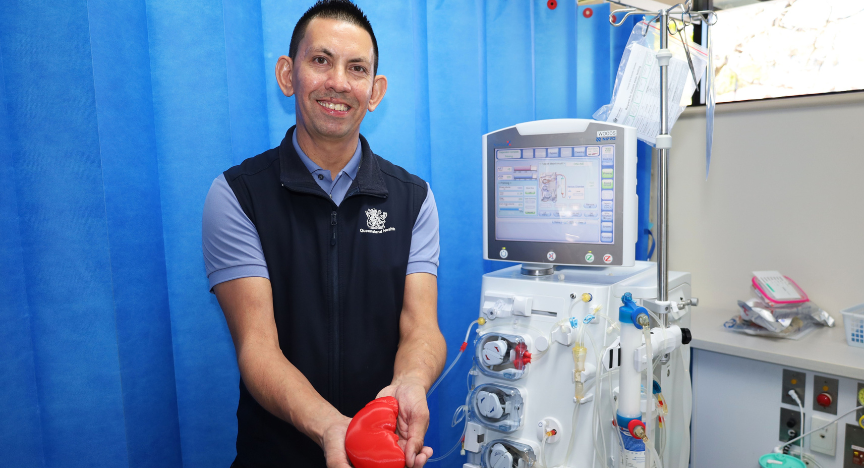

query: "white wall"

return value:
[660, 92, 864, 314]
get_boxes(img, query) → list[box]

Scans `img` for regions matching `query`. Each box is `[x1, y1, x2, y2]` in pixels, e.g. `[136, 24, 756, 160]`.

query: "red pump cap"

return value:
[627, 420, 646, 439]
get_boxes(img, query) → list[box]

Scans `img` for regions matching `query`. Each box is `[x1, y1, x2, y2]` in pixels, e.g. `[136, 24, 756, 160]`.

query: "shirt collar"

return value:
[292, 130, 362, 181]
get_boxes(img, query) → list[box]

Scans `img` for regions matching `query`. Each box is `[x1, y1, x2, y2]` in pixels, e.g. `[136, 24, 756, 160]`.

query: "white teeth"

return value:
[318, 101, 348, 111]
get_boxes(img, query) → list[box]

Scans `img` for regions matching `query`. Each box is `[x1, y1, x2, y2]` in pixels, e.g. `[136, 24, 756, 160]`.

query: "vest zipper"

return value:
[329, 210, 340, 407]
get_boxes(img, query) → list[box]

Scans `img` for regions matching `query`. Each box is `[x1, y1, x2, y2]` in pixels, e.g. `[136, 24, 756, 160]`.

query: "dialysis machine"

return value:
[460, 119, 695, 468]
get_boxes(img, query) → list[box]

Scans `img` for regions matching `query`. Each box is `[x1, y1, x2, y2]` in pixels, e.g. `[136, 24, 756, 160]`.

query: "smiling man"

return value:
[201, 1, 446, 467]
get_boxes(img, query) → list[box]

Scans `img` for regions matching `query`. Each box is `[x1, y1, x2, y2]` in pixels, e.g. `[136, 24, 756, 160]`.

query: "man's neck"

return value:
[294, 125, 358, 178]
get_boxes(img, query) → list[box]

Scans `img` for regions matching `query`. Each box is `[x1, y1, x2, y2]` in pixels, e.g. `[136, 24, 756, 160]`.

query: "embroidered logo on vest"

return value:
[361, 208, 395, 234]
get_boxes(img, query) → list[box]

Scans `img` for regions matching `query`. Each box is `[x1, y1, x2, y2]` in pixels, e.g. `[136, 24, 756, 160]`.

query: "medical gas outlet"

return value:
[476, 333, 533, 380]
[468, 384, 526, 432]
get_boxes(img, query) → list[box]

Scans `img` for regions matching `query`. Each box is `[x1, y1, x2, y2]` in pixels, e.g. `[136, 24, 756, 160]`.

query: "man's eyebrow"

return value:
[306, 46, 371, 65]
[347, 57, 371, 65]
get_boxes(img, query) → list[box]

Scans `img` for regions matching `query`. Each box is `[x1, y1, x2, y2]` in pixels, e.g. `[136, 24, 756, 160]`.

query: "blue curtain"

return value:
[0, 1, 649, 467]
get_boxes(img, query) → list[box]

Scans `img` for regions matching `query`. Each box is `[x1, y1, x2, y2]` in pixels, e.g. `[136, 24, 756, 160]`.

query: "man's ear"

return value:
[367, 75, 388, 112]
[275, 55, 295, 97]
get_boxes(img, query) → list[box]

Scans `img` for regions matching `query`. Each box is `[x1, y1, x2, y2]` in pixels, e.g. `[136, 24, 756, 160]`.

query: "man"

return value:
[202, 1, 447, 467]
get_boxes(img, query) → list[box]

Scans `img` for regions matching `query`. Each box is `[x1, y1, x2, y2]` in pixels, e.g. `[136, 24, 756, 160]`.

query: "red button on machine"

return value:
[816, 392, 833, 407]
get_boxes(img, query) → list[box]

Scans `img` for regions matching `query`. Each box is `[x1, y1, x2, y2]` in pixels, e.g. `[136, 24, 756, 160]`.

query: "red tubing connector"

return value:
[627, 420, 646, 439]
[459, 342, 467, 352]
[512, 343, 532, 370]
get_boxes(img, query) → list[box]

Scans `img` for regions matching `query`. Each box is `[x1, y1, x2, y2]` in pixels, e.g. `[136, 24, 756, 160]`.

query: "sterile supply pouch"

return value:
[593, 20, 708, 146]
[723, 313, 815, 340]
[749, 299, 836, 328]
[747, 271, 835, 327]
[725, 299, 833, 340]
[751, 272, 809, 305]
[737, 299, 789, 333]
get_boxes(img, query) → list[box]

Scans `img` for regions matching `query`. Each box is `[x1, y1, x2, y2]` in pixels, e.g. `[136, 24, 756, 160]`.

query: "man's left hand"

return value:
[377, 382, 434, 468]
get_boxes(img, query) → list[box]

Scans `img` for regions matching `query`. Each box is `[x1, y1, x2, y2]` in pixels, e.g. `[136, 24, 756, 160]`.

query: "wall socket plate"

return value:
[779, 407, 803, 445]
[782, 369, 807, 406]
[810, 414, 837, 456]
[843, 423, 864, 468]
[812, 374, 839, 415]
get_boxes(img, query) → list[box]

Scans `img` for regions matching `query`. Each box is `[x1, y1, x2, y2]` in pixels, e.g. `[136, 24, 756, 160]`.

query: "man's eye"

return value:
[352, 66, 367, 73]
[314, 57, 327, 64]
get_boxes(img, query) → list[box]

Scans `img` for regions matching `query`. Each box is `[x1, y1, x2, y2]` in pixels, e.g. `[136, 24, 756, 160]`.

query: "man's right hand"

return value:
[320, 415, 353, 468]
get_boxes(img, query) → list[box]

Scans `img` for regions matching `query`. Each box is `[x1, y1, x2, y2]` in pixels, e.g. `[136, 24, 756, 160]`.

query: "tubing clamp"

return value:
[619, 293, 650, 329]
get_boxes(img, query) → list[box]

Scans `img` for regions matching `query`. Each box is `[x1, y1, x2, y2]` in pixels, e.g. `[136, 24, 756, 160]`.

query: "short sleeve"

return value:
[406, 183, 439, 276]
[202, 174, 269, 290]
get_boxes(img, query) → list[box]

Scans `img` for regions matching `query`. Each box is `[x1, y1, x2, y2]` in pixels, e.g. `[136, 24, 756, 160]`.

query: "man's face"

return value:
[286, 18, 383, 142]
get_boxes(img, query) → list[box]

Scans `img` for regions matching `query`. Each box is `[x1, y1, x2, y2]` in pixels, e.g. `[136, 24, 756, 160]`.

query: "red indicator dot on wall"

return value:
[547, 0, 557, 9]
[583, 8, 593, 18]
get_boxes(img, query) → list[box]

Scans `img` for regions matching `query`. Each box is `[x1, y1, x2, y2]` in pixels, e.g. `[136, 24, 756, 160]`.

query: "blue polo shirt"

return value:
[202, 134, 439, 289]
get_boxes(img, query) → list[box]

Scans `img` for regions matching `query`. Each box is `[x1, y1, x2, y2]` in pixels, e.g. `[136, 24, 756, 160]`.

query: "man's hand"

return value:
[321, 414, 353, 468]
[377, 383, 434, 468]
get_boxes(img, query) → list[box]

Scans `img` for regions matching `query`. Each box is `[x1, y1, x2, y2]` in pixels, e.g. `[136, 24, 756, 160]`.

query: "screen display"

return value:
[495, 144, 615, 244]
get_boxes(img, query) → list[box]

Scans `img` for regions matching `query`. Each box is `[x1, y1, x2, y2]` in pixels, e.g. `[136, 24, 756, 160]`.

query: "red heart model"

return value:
[345, 396, 405, 468]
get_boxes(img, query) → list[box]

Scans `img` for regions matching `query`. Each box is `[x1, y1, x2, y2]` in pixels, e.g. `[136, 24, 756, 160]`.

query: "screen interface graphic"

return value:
[495, 145, 615, 244]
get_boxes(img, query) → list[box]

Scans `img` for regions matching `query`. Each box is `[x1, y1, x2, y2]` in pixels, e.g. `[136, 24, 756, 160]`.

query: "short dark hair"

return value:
[289, 0, 379, 75]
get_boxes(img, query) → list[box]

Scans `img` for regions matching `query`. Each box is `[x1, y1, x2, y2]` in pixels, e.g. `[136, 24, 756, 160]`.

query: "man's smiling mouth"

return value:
[318, 100, 349, 111]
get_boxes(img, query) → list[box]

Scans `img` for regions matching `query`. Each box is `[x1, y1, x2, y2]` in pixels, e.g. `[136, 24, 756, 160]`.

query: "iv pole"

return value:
[607, 0, 713, 349]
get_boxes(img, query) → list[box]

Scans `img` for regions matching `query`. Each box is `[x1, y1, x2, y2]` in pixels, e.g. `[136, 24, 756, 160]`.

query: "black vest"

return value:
[223, 127, 428, 467]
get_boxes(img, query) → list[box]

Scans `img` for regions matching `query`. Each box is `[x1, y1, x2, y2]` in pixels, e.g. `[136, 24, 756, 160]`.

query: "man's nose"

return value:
[325, 67, 351, 94]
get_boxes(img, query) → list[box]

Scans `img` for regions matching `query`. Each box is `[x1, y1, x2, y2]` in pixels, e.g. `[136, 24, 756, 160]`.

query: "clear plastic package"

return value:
[724, 298, 834, 340]
[751, 274, 809, 304]
[593, 20, 708, 146]
[723, 313, 814, 340]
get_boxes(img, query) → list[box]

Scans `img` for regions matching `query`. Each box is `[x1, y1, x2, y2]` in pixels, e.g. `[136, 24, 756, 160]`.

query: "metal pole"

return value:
[657, 10, 670, 309]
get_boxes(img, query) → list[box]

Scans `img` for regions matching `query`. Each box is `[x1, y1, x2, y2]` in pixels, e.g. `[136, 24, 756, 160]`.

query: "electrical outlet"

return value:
[779, 407, 803, 446]
[844, 423, 864, 468]
[810, 414, 837, 456]
[812, 375, 839, 415]
[782, 369, 806, 406]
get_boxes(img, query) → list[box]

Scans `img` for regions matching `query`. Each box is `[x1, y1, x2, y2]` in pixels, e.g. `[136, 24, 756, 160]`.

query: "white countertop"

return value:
[689, 306, 864, 380]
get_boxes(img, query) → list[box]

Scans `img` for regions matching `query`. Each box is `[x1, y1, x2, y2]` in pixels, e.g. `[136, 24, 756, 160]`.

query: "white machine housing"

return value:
[463, 262, 693, 468]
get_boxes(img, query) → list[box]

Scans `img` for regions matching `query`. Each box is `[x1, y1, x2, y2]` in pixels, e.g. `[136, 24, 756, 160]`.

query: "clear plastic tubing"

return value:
[427, 319, 482, 397]
[643, 326, 655, 468]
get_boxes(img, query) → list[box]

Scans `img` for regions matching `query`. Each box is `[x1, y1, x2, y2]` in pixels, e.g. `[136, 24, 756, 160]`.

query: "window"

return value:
[709, 0, 864, 103]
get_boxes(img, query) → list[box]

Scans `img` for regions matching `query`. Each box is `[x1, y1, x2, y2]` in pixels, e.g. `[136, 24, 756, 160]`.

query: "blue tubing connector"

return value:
[619, 292, 650, 329]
